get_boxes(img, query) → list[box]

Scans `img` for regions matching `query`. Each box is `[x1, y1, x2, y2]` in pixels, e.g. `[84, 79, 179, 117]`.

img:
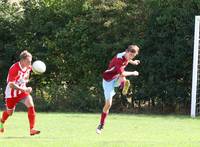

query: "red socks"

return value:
[100, 112, 108, 126]
[1, 111, 9, 123]
[1, 107, 36, 130]
[28, 107, 36, 130]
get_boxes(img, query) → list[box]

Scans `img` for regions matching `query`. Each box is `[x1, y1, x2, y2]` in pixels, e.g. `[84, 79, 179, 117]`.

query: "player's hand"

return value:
[132, 71, 139, 76]
[25, 87, 32, 93]
[133, 60, 140, 65]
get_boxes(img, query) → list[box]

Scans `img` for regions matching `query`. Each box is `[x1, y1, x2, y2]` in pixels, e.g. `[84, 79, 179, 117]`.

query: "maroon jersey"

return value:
[103, 52, 129, 81]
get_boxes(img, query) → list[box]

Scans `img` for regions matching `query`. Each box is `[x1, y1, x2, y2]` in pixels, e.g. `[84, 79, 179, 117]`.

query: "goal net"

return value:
[191, 16, 200, 117]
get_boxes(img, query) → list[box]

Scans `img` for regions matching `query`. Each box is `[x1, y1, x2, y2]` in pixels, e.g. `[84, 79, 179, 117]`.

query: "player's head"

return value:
[125, 45, 139, 60]
[19, 50, 32, 68]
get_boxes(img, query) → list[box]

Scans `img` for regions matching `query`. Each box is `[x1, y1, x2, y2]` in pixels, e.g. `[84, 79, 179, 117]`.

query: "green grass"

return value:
[0, 112, 200, 147]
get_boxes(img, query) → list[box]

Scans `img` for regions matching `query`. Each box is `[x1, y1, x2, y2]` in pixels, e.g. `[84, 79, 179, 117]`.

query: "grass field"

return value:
[0, 112, 200, 147]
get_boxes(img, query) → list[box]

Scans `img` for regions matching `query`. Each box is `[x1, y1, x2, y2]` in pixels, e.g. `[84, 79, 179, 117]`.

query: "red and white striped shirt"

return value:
[5, 62, 31, 98]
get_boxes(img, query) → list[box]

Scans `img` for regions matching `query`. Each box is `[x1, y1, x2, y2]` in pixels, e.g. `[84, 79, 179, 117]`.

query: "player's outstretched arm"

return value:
[129, 60, 140, 65]
[121, 71, 139, 77]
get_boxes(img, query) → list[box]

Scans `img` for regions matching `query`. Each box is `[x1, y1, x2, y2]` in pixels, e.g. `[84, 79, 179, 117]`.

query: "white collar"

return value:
[18, 62, 27, 72]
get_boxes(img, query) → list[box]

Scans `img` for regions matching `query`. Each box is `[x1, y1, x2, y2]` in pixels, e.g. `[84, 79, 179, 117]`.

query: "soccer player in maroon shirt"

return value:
[96, 45, 140, 134]
[0, 50, 40, 136]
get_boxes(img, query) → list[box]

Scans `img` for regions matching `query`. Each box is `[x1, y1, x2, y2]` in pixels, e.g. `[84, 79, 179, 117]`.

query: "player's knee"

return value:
[28, 104, 34, 108]
[7, 110, 14, 116]
[105, 102, 112, 109]
[108, 103, 112, 108]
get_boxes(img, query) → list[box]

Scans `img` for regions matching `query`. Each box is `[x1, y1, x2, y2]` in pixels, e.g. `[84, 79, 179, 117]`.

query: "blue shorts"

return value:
[103, 78, 120, 100]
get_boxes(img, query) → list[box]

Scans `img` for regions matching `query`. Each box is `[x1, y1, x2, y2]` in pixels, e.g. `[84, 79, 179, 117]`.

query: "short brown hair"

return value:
[19, 50, 32, 60]
[126, 45, 139, 53]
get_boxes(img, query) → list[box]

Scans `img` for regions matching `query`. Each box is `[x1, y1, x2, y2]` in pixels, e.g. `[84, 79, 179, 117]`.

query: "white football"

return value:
[32, 60, 46, 74]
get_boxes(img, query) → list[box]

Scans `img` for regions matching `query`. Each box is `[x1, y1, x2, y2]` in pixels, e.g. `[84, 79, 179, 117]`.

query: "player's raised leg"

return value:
[118, 76, 130, 95]
[122, 79, 130, 95]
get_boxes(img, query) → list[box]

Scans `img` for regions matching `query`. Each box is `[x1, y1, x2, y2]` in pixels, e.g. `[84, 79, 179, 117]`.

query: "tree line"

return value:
[0, 0, 200, 113]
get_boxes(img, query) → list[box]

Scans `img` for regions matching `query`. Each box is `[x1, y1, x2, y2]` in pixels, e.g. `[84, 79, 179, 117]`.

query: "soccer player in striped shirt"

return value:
[0, 50, 40, 136]
[96, 45, 140, 134]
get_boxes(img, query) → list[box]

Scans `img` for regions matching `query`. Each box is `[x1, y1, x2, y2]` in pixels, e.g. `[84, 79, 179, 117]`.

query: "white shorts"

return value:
[103, 78, 120, 100]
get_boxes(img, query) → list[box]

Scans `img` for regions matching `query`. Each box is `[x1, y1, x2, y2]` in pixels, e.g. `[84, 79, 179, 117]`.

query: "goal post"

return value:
[191, 16, 200, 118]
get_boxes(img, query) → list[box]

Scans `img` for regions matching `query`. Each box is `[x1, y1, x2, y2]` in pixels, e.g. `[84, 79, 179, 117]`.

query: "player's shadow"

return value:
[2, 136, 61, 140]
[3, 136, 30, 139]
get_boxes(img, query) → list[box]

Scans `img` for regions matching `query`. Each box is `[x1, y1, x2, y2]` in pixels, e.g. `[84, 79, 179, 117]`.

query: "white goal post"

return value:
[191, 16, 200, 118]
